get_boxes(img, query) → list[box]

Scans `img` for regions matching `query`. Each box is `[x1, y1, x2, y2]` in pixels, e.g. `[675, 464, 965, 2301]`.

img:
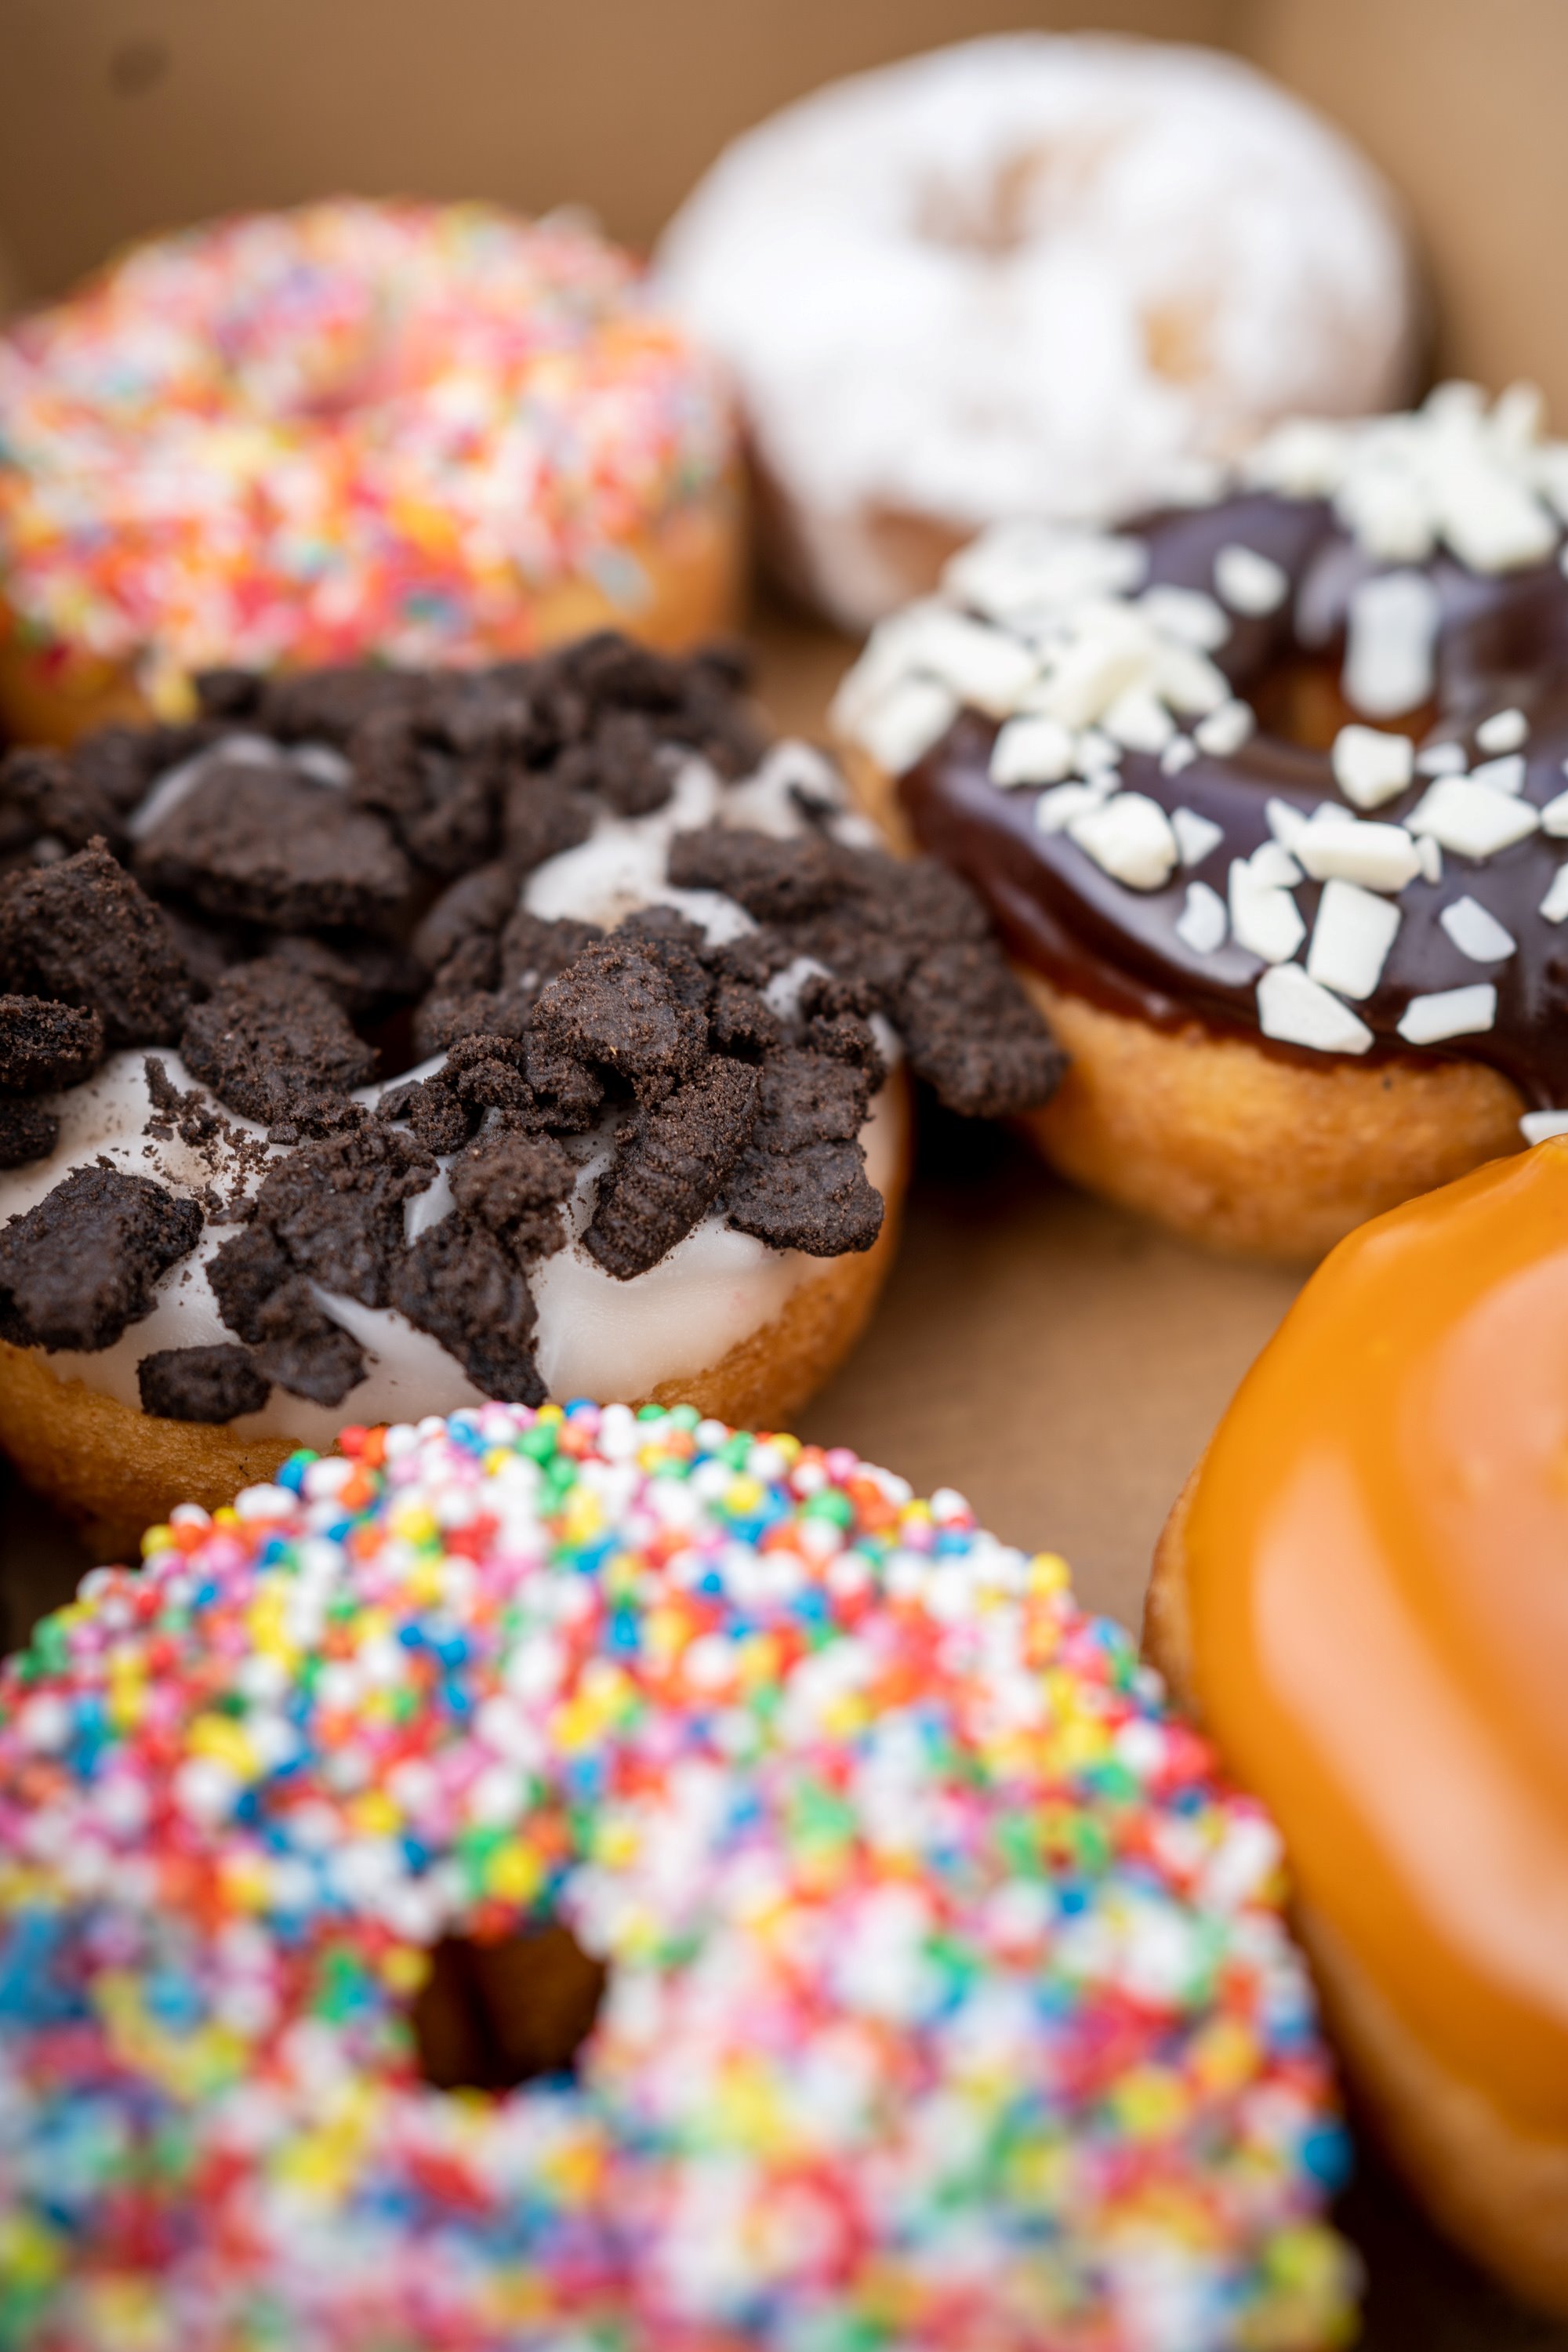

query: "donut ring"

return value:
[658, 32, 1415, 628]
[838, 384, 1568, 1259]
[0, 1403, 1357, 2347]
[0, 638, 1060, 1558]
[0, 202, 741, 743]
[1146, 1138, 1568, 2311]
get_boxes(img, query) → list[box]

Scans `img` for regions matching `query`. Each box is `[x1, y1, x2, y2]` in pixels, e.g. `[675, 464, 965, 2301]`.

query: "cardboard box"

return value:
[2, 5, 1564, 2336]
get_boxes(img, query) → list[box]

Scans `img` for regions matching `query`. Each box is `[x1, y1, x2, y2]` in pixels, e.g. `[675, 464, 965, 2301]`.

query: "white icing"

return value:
[4, 742, 902, 1438]
[657, 33, 1415, 625]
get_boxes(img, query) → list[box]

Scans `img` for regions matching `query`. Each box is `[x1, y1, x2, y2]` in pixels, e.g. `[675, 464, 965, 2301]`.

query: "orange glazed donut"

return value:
[836, 384, 1568, 1261]
[0, 201, 742, 744]
[1146, 1136, 1568, 2312]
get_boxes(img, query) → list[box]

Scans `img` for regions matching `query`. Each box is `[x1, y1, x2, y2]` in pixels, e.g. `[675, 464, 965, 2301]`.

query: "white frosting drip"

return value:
[656, 33, 1416, 625]
[2, 742, 899, 1438]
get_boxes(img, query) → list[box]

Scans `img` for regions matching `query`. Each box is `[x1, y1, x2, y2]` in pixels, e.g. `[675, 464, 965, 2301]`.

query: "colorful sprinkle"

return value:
[0, 202, 733, 711]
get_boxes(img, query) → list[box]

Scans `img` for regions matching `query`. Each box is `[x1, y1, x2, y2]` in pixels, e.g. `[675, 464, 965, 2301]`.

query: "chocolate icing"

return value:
[900, 492, 1568, 1106]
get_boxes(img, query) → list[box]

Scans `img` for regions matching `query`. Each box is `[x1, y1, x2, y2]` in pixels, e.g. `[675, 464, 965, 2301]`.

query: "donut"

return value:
[0, 633, 1062, 1558]
[834, 381, 1568, 1261]
[656, 33, 1415, 630]
[1145, 1136, 1568, 2311]
[0, 201, 741, 745]
[0, 1399, 1358, 2347]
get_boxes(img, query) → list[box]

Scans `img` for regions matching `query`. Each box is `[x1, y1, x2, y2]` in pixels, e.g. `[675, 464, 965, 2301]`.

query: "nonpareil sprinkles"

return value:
[0, 203, 731, 709]
[0, 1402, 1355, 2348]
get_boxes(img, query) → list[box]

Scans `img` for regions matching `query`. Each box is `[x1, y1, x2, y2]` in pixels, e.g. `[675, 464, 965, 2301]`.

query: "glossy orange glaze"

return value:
[1185, 1138, 1568, 2130]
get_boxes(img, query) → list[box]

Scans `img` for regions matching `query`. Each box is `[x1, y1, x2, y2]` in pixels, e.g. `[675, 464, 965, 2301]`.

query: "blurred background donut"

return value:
[657, 34, 1419, 626]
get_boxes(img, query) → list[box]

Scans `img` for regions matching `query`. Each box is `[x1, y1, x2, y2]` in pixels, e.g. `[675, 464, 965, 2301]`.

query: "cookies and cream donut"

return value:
[1147, 1137, 1568, 2312]
[0, 1401, 1357, 2347]
[0, 201, 741, 743]
[0, 634, 1062, 1554]
[836, 383, 1568, 1259]
[657, 34, 1415, 628]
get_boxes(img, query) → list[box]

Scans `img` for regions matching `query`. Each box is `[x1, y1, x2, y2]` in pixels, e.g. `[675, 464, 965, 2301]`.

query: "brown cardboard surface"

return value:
[0, 0, 1231, 307]
[1243, 0, 1568, 407]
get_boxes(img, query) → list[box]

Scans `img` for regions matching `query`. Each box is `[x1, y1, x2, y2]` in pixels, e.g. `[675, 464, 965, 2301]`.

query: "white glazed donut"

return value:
[658, 34, 1418, 627]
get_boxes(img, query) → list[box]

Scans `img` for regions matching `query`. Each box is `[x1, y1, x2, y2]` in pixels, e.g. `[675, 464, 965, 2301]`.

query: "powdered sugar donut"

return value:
[658, 34, 1417, 628]
[0, 637, 1062, 1553]
[0, 1403, 1357, 2348]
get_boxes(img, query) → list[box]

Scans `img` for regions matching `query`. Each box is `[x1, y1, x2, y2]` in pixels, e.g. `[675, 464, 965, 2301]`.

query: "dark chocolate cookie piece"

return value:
[249, 1281, 368, 1406]
[252, 665, 426, 745]
[137, 1342, 270, 1423]
[531, 937, 707, 1105]
[587, 1058, 760, 1279]
[132, 760, 412, 931]
[0, 1164, 202, 1352]
[390, 1215, 544, 1404]
[448, 1129, 575, 1259]
[247, 1121, 437, 1308]
[0, 996, 104, 1094]
[0, 841, 191, 1047]
[412, 862, 519, 972]
[500, 772, 598, 873]
[348, 709, 502, 877]
[180, 963, 376, 1131]
[895, 938, 1065, 1118]
[666, 825, 848, 924]
[0, 747, 126, 855]
[0, 1100, 59, 1168]
[722, 1048, 883, 1258]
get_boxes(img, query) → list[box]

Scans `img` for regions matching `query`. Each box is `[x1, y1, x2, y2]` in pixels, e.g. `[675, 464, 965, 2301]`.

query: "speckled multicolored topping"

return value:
[0, 201, 732, 707]
[0, 1403, 1356, 2349]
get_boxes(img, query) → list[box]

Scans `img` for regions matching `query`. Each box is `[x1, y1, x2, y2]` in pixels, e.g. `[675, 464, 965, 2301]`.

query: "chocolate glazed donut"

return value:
[838, 387, 1568, 1258]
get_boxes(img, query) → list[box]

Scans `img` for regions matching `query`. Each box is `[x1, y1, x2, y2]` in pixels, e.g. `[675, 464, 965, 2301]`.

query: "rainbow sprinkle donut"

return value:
[0, 1403, 1355, 2347]
[0, 202, 738, 738]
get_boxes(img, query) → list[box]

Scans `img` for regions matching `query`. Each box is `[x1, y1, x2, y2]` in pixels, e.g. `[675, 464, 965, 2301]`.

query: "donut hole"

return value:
[411, 1918, 608, 2092]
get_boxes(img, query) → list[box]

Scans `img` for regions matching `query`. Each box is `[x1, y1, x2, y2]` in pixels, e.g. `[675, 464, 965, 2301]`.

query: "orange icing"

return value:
[1185, 1138, 1568, 2129]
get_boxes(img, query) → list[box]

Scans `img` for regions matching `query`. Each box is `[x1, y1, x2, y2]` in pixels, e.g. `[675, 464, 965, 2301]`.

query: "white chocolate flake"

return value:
[1469, 753, 1526, 797]
[1330, 724, 1414, 811]
[1541, 866, 1568, 924]
[1407, 778, 1541, 859]
[1521, 1111, 1568, 1144]
[1066, 793, 1178, 891]
[1256, 964, 1374, 1054]
[1034, 782, 1105, 835]
[1171, 806, 1222, 867]
[1214, 543, 1288, 616]
[1174, 879, 1227, 955]
[1396, 984, 1497, 1044]
[1439, 896, 1517, 961]
[1229, 851, 1305, 964]
[1305, 879, 1400, 1000]
[989, 713, 1075, 788]
[1294, 817, 1422, 892]
[1476, 707, 1529, 753]
[1192, 700, 1254, 757]
[1341, 570, 1441, 718]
